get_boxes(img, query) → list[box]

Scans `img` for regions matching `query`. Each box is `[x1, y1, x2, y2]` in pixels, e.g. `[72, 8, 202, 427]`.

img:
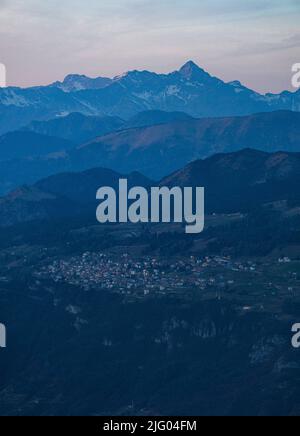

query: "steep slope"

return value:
[22, 111, 194, 144]
[51, 74, 112, 92]
[23, 113, 125, 144]
[71, 110, 300, 179]
[0, 149, 299, 227]
[124, 110, 195, 129]
[0, 131, 74, 161]
[0, 110, 299, 194]
[162, 149, 300, 213]
[0, 168, 153, 227]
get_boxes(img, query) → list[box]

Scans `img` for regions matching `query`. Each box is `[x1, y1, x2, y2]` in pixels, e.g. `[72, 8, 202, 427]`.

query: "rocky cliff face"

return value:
[0, 283, 297, 416]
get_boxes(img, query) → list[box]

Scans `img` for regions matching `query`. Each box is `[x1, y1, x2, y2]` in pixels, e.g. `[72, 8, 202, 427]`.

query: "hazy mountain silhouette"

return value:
[22, 110, 195, 143]
[0, 61, 300, 135]
[23, 113, 124, 144]
[0, 110, 299, 194]
[70, 110, 300, 179]
[0, 131, 74, 161]
[0, 149, 299, 227]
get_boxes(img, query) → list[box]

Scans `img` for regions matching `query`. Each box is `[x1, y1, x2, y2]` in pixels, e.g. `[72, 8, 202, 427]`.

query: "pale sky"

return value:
[0, 0, 299, 93]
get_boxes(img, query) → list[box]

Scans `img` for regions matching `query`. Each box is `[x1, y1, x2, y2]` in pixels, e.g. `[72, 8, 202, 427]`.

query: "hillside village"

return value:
[35, 252, 300, 312]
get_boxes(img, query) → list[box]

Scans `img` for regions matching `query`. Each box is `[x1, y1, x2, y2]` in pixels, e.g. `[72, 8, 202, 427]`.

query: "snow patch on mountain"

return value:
[0, 61, 299, 135]
[0, 89, 30, 107]
[166, 85, 180, 96]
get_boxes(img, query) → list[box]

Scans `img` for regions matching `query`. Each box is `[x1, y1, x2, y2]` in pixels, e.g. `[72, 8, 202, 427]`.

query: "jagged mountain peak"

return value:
[228, 80, 243, 87]
[63, 74, 88, 82]
[53, 74, 112, 92]
[178, 60, 210, 80]
[180, 60, 202, 70]
[114, 69, 158, 83]
[1, 62, 300, 136]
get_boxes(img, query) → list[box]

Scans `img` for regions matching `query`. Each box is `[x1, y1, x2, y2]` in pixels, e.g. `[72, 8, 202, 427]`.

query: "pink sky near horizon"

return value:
[0, 0, 299, 94]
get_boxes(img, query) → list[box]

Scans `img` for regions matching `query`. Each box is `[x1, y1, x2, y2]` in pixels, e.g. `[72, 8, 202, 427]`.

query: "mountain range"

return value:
[22, 113, 124, 145]
[22, 110, 194, 144]
[0, 131, 74, 162]
[1, 149, 299, 228]
[162, 148, 300, 213]
[0, 168, 153, 227]
[0, 61, 299, 135]
[51, 74, 113, 92]
[0, 109, 299, 194]
[72, 110, 300, 179]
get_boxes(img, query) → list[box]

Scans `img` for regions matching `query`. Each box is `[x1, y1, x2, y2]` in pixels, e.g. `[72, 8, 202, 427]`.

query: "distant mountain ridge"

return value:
[68, 110, 300, 179]
[162, 148, 300, 213]
[0, 131, 74, 161]
[124, 110, 195, 129]
[22, 113, 124, 144]
[0, 110, 299, 194]
[0, 61, 300, 135]
[51, 74, 113, 92]
[22, 111, 194, 144]
[0, 149, 299, 227]
[0, 168, 153, 227]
